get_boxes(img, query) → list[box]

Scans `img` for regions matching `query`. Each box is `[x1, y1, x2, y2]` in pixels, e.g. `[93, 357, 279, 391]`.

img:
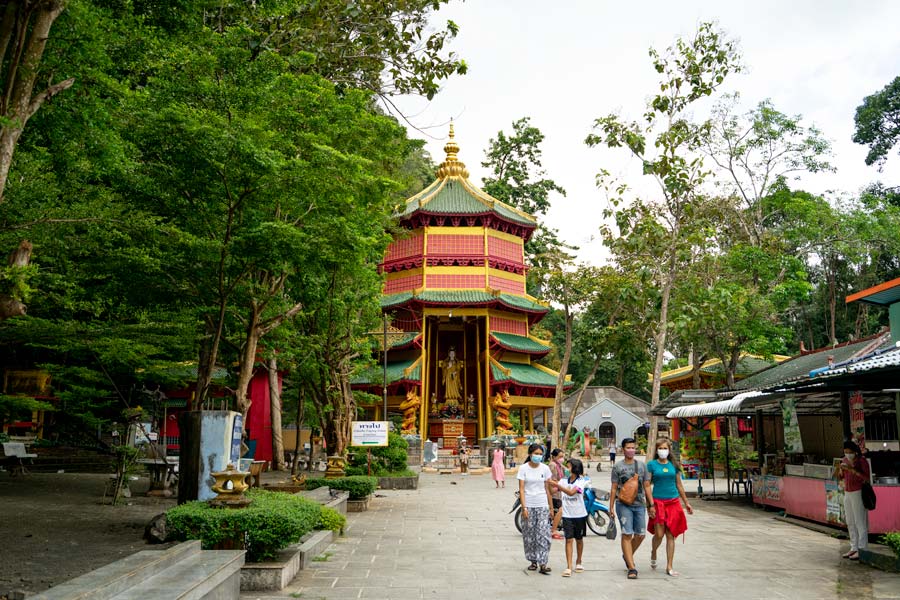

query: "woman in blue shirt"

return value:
[646, 438, 692, 577]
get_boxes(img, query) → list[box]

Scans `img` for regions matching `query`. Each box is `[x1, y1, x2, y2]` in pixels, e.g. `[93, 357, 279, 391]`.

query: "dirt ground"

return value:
[0, 472, 176, 596]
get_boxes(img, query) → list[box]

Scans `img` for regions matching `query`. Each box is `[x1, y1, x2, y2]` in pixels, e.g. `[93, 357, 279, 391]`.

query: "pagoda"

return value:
[353, 125, 569, 447]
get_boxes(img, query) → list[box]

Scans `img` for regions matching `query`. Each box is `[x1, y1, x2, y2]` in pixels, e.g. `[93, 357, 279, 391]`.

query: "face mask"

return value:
[564, 468, 571, 477]
[624, 448, 636, 459]
[531, 455, 543, 464]
[658, 449, 669, 459]
[844, 452, 855, 461]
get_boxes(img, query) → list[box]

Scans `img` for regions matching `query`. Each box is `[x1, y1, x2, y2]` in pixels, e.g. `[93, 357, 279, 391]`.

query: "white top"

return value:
[557, 476, 589, 518]
[517, 462, 553, 508]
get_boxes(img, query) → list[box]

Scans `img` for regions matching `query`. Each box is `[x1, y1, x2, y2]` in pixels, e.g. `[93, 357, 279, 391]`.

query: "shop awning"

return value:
[665, 391, 779, 419]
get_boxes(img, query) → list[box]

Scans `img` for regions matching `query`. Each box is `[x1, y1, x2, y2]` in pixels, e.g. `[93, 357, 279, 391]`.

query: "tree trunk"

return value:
[562, 355, 603, 451]
[551, 306, 574, 450]
[0, 1, 73, 202]
[726, 346, 741, 388]
[291, 384, 304, 475]
[196, 301, 228, 407]
[690, 352, 706, 389]
[647, 275, 674, 453]
[268, 357, 284, 471]
[235, 306, 262, 424]
[0, 239, 31, 321]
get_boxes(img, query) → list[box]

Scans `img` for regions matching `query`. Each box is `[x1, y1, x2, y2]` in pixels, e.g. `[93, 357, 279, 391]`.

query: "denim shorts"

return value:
[615, 500, 647, 536]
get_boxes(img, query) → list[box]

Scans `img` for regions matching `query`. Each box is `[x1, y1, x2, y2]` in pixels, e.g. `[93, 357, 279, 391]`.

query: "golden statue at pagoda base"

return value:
[438, 347, 464, 418]
[399, 389, 420, 434]
[492, 390, 514, 435]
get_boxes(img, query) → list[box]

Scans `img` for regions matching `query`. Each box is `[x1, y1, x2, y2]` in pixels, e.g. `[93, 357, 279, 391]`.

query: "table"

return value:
[137, 457, 178, 491]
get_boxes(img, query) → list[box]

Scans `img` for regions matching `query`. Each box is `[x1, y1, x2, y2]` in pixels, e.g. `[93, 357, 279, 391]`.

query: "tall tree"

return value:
[586, 22, 741, 451]
[853, 76, 900, 169]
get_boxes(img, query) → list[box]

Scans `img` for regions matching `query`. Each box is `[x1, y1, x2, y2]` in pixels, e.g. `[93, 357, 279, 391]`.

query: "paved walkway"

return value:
[243, 472, 900, 600]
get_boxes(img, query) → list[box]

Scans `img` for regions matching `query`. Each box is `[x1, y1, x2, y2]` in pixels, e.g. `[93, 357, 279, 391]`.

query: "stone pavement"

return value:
[242, 472, 900, 600]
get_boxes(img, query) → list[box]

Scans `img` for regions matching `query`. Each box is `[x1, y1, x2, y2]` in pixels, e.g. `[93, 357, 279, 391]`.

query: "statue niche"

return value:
[438, 347, 464, 418]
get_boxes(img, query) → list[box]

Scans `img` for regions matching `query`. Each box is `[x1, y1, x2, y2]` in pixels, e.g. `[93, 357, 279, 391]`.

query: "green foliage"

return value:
[317, 506, 347, 534]
[882, 532, 900, 559]
[713, 434, 755, 471]
[304, 476, 378, 500]
[347, 432, 409, 476]
[0, 395, 55, 426]
[165, 489, 322, 562]
[853, 76, 900, 168]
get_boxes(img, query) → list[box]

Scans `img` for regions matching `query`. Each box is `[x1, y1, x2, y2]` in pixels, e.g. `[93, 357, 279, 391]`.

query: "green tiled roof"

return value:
[491, 361, 561, 388]
[733, 336, 885, 391]
[660, 355, 780, 383]
[491, 333, 551, 354]
[401, 179, 536, 226]
[381, 290, 548, 313]
[390, 332, 420, 349]
[352, 359, 421, 386]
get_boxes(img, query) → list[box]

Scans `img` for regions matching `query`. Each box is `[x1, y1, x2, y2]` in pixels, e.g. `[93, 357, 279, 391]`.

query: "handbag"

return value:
[606, 517, 617, 540]
[618, 473, 639, 505]
[861, 481, 877, 510]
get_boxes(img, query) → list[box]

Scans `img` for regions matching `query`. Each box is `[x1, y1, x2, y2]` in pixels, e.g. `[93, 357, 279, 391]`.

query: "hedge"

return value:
[318, 506, 347, 534]
[305, 475, 377, 500]
[883, 532, 900, 559]
[347, 432, 408, 476]
[165, 489, 321, 562]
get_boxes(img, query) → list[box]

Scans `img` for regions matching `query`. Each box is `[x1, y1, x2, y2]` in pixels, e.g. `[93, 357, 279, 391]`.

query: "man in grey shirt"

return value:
[609, 437, 653, 580]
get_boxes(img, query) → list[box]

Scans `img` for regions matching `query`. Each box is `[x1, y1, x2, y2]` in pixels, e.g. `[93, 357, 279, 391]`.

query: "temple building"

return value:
[353, 125, 569, 448]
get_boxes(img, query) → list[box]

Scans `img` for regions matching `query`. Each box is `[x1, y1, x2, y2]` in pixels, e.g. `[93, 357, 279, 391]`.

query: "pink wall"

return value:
[753, 475, 900, 534]
[246, 369, 281, 463]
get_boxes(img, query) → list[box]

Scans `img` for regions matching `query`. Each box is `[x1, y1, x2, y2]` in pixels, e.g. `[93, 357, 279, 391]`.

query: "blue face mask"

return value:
[564, 468, 571, 477]
[531, 455, 543, 464]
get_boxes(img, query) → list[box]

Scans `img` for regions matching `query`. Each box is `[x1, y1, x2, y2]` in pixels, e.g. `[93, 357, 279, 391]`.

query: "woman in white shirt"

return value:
[550, 458, 589, 577]
[517, 443, 554, 574]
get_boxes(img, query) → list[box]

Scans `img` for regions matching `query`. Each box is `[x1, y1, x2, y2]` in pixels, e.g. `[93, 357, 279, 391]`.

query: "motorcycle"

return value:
[510, 486, 614, 538]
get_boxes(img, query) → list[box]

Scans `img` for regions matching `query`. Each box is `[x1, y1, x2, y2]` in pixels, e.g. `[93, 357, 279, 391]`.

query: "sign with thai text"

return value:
[825, 478, 845, 525]
[781, 397, 803, 453]
[751, 475, 783, 502]
[442, 420, 464, 438]
[351, 421, 389, 447]
[849, 391, 865, 449]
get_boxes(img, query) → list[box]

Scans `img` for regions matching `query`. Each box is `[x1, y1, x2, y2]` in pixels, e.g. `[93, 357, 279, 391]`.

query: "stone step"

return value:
[31, 541, 203, 600]
[112, 548, 244, 600]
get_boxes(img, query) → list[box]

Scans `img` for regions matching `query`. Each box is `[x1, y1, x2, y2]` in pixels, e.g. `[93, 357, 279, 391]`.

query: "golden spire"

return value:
[436, 122, 469, 179]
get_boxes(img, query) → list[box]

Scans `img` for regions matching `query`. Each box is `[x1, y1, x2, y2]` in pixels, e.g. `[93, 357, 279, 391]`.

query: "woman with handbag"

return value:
[647, 439, 692, 576]
[517, 443, 554, 574]
[837, 440, 870, 560]
[609, 437, 652, 580]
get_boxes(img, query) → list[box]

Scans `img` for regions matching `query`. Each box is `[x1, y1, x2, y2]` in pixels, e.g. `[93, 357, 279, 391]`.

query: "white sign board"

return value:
[351, 421, 390, 447]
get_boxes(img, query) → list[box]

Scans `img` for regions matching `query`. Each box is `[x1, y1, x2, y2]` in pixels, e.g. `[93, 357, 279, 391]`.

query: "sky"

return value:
[391, 0, 900, 263]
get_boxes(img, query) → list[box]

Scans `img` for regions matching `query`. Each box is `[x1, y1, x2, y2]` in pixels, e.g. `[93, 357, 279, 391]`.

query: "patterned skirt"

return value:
[522, 506, 551, 565]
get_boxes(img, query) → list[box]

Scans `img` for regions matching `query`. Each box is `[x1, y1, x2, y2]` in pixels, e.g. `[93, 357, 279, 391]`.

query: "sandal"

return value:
[562, 568, 572, 577]
[650, 558, 658, 569]
[575, 564, 584, 572]
[627, 569, 638, 579]
[666, 568, 680, 577]
[552, 532, 564, 540]
[539, 565, 552, 575]
[528, 562, 538, 571]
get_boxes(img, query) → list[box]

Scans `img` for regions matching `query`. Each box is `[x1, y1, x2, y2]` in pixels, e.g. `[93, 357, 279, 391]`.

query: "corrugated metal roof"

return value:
[491, 333, 551, 354]
[811, 343, 900, 378]
[731, 335, 888, 391]
[665, 391, 771, 418]
[845, 277, 900, 306]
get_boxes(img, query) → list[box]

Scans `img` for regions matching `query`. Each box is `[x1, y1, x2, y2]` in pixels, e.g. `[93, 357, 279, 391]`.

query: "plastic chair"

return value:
[731, 468, 751, 496]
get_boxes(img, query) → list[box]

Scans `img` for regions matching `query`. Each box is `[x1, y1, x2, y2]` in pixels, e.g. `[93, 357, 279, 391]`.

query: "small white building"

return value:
[562, 387, 651, 447]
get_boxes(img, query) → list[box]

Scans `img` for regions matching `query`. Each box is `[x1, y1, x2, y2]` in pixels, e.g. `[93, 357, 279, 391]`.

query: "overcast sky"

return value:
[392, 0, 900, 263]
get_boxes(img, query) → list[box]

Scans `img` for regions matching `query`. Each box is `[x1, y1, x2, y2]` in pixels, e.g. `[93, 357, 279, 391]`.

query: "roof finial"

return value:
[436, 120, 469, 179]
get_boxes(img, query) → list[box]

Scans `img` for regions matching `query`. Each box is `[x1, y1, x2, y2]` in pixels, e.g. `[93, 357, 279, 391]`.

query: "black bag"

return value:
[606, 517, 617, 540]
[861, 482, 877, 510]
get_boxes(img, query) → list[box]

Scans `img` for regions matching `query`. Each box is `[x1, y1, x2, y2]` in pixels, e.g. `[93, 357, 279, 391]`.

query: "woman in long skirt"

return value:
[492, 444, 506, 488]
[517, 443, 554, 574]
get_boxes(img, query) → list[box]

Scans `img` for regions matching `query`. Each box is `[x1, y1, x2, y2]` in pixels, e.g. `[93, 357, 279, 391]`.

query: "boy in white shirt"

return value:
[550, 457, 589, 576]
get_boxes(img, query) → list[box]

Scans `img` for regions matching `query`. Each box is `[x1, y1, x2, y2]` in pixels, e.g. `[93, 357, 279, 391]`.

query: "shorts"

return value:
[615, 500, 647, 536]
[552, 498, 562, 510]
[562, 516, 587, 540]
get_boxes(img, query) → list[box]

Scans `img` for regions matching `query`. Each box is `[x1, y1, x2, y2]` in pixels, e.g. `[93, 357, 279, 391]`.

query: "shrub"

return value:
[165, 489, 321, 562]
[318, 506, 347, 534]
[883, 532, 900, 559]
[305, 476, 378, 500]
[347, 432, 409, 476]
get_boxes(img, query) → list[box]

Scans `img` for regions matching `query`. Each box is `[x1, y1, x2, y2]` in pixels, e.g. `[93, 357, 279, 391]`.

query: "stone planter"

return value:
[347, 494, 372, 512]
[240, 530, 335, 591]
[377, 475, 419, 490]
[859, 547, 900, 573]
